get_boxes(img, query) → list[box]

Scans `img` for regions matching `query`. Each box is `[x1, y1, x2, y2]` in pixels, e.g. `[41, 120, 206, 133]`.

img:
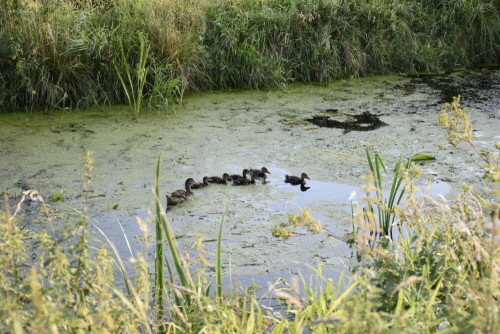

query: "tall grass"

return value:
[114, 34, 150, 120]
[0, 0, 499, 111]
[365, 150, 410, 239]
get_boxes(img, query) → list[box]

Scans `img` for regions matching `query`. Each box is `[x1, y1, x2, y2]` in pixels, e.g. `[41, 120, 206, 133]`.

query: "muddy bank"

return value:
[1, 68, 498, 289]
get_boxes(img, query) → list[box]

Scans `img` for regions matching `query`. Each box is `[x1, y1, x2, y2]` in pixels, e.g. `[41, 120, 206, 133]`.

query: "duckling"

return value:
[233, 173, 256, 186]
[166, 179, 195, 206]
[285, 173, 310, 185]
[191, 176, 212, 189]
[230, 169, 251, 181]
[208, 173, 233, 184]
[249, 167, 271, 178]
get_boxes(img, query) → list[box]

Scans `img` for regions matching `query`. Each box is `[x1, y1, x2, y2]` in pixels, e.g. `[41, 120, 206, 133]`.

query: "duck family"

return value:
[166, 167, 310, 208]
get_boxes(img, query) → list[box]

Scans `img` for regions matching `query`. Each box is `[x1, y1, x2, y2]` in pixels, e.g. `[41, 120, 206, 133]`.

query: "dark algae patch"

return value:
[404, 67, 500, 106]
[307, 111, 388, 133]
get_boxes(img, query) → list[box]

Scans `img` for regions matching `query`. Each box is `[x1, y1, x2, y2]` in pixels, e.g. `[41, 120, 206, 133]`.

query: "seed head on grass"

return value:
[439, 95, 474, 146]
[272, 224, 294, 240]
[288, 208, 323, 234]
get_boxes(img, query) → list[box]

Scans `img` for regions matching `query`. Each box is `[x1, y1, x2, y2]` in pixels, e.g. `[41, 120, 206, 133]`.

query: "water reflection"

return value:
[300, 184, 310, 192]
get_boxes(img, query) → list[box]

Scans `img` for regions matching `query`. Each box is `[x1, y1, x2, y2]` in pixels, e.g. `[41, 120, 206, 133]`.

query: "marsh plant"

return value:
[364, 151, 414, 239]
[1, 0, 499, 111]
[114, 34, 150, 120]
[439, 95, 500, 195]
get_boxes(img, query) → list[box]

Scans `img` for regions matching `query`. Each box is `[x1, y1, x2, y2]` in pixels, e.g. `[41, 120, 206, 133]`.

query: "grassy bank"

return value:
[1, 0, 499, 111]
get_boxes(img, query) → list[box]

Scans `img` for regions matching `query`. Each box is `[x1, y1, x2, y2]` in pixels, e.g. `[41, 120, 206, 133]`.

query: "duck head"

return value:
[261, 167, 271, 174]
[186, 178, 197, 189]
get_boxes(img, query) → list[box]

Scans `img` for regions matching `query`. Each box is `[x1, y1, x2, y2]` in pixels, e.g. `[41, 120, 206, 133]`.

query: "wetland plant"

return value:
[114, 34, 150, 120]
[365, 150, 412, 239]
[439, 95, 500, 192]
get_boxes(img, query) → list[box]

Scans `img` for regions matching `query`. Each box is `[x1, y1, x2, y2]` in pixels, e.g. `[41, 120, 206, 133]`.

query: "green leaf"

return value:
[113, 204, 119, 209]
[48, 189, 66, 201]
[411, 153, 436, 161]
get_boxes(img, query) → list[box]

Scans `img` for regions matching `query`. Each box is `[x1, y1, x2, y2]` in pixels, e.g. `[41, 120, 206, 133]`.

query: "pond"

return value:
[1, 68, 498, 293]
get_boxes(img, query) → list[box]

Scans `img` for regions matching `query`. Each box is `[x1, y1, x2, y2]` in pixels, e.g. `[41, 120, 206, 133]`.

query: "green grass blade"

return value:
[158, 211, 189, 289]
[374, 153, 385, 232]
[366, 149, 374, 175]
[216, 205, 225, 301]
[154, 154, 165, 326]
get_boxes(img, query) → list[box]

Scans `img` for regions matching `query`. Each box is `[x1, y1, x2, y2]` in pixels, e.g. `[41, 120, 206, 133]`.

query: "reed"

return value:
[216, 207, 224, 302]
[154, 153, 165, 328]
[1, 0, 499, 111]
[365, 150, 410, 239]
[114, 34, 150, 119]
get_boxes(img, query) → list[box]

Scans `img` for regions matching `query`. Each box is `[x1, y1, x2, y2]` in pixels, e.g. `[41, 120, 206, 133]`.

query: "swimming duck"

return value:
[285, 173, 310, 185]
[191, 176, 212, 189]
[208, 173, 233, 184]
[249, 167, 271, 178]
[230, 169, 251, 181]
[233, 173, 256, 186]
[166, 179, 195, 206]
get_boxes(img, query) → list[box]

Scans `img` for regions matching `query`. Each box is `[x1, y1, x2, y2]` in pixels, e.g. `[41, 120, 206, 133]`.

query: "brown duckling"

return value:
[191, 176, 212, 189]
[249, 167, 271, 178]
[166, 179, 195, 206]
[208, 173, 233, 184]
[233, 173, 256, 186]
[230, 169, 251, 181]
[285, 173, 310, 185]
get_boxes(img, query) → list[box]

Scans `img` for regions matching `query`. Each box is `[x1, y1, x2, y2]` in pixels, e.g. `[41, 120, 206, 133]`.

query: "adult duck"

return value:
[191, 176, 212, 189]
[285, 173, 310, 185]
[233, 173, 256, 186]
[249, 167, 271, 179]
[166, 179, 195, 206]
[208, 173, 232, 184]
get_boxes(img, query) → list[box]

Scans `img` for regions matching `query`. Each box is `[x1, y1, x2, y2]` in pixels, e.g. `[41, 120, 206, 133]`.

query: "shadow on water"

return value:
[306, 111, 388, 133]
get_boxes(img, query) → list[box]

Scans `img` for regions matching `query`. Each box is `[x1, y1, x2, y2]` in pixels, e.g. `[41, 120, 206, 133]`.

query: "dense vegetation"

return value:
[1, 99, 499, 332]
[0, 0, 499, 111]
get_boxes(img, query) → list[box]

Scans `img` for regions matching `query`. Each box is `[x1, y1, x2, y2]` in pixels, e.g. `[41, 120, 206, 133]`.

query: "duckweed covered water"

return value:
[1, 68, 498, 289]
